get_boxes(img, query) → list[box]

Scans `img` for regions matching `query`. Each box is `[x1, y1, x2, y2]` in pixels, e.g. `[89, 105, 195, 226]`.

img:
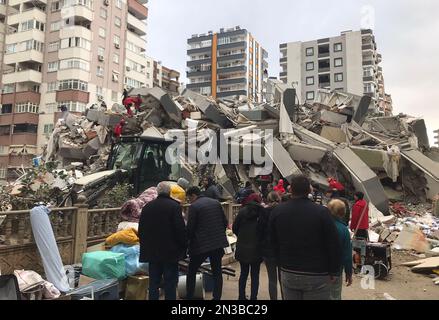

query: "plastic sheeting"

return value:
[30, 206, 70, 293]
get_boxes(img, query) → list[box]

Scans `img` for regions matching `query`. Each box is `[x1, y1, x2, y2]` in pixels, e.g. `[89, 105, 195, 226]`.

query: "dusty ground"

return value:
[209, 251, 439, 300]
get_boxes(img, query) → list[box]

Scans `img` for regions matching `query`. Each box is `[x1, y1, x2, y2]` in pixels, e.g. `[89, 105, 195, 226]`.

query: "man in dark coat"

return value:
[138, 182, 187, 300]
[201, 176, 223, 201]
[270, 175, 341, 300]
[186, 187, 229, 300]
[233, 193, 264, 300]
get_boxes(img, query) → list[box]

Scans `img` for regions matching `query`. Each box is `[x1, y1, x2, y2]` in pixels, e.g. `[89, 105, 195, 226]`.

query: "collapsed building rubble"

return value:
[0, 80, 437, 217]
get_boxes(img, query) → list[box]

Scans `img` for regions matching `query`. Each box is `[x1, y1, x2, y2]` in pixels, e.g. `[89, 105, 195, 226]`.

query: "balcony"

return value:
[186, 69, 212, 78]
[11, 133, 38, 146]
[361, 29, 373, 35]
[217, 90, 247, 98]
[187, 46, 212, 55]
[60, 25, 92, 41]
[127, 13, 147, 36]
[12, 113, 39, 125]
[217, 78, 246, 86]
[280, 43, 287, 49]
[7, 8, 46, 26]
[187, 58, 211, 67]
[186, 82, 212, 90]
[1, 91, 41, 105]
[217, 41, 246, 50]
[362, 44, 374, 51]
[362, 60, 375, 66]
[4, 50, 44, 65]
[9, 0, 47, 5]
[6, 29, 45, 45]
[363, 76, 374, 82]
[217, 65, 247, 74]
[56, 90, 89, 103]
[66, 5, 93, 23]
[2, 69, 42, 85]
[128, 0, 148, 20]
[58, 47, 90, 61]
[280, 71, 287, 77]
[217, 53, 246, 62]
[280, 57, 287, 64]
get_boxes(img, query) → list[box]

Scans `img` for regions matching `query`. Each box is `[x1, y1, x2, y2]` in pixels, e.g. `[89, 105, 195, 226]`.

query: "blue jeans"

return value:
[280, 270, 331, 300]
[148, 262, 179, 300]
[239, 262, 261, 300]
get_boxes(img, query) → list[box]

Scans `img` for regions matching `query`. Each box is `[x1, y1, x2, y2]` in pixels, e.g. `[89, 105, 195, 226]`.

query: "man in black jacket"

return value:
[186, 187, 229, 300]
[270, 175, 341, 300]
[138, 182, 187, 300]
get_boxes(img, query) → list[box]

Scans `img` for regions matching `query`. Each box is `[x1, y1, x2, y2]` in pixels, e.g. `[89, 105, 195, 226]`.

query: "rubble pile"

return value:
[1, 79, 438, 216]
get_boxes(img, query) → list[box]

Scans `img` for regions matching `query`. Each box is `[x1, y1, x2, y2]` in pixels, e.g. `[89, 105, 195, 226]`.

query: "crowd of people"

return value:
[137, 174, 370, 301]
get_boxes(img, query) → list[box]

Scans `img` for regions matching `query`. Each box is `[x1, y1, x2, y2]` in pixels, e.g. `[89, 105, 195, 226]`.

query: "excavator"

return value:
[68, 135, 182, 206]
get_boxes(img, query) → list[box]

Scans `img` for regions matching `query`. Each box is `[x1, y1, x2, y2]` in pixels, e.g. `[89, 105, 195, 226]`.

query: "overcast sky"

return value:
[147, 0, 439, 145]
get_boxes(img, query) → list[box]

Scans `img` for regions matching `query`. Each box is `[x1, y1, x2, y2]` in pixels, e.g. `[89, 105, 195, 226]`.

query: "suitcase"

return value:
[69, 279, 119, 300]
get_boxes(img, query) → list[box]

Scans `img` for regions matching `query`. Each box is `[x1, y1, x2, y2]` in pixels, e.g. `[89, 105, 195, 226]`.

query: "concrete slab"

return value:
[319, 110, 348, 125]
[320, 126, 347, 143]
[286, 142, 327, 164]
[265, 138, 301, 182]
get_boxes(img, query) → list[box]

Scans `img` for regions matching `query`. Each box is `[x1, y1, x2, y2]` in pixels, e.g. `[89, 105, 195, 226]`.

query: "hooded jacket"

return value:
[350, 199, 369, 231]
[233, 201, 264, 264]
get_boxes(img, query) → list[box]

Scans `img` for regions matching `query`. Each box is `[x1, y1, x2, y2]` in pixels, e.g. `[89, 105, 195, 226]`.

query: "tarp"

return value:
[30, 206, 70, 293]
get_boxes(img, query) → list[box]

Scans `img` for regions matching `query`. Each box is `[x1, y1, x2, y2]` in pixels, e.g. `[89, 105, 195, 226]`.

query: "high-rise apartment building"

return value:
[279, 29, 392, 114]
[153, 60, 180, 96]
[0, 0, 152, 182]
[186, 26, 268, 102]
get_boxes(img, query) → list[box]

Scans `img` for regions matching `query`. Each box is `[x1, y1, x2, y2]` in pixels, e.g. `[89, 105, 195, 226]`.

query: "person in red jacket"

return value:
[113, 119, 126, 139]
[273, 179, 286, 195]
[350, 192, 369, 240]
[327, 177, 345, 197]
[133, 94, 142, 112]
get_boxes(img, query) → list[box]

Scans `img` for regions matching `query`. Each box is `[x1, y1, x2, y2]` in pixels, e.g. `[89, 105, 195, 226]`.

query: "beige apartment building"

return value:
[153, 60, 180, 96]
[0, 0, 153, 182]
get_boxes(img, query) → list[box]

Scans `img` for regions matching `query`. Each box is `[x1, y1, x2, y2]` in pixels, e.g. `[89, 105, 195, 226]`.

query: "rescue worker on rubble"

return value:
[328, 177, 346, 197]
[138, 182, 187, 300]
[350, 192, 369, 240]
[273, 179, 286, 195]
[186, 186, 229, 300]
[113, 119, 126, 139]
[123, 94, 142, 117]
[327, 199, 353, 300]
[122, 88, 128, 105]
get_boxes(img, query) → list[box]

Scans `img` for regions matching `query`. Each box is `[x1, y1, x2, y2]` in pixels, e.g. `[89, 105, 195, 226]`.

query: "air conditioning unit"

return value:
[114, 43, 120, 49]
[112, 74, 119, 82]
[126, 66, 131, 72]
[103, 0, 109, 6]
[98, 55, 104, 61]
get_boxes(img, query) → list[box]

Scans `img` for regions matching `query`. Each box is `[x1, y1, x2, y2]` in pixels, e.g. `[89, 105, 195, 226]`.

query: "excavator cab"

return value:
[108, 136, 181, 195]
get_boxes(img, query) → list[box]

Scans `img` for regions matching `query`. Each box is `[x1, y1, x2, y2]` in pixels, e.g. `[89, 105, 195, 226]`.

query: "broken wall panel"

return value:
[266, 138, 302, 183]
[286, 142, 327, 164]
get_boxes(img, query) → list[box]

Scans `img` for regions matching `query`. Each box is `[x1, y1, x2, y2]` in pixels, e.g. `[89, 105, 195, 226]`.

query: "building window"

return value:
[115, 17, 121, 27]
[334, 73, 343, 82]
[306, 47, 314, 56]
[363, 67, 374, 77]
[97, 66, 104, 77]
[0, 146, 9, 155]
[306, 91, 315, 101]
[57, 79, 88, 91]
[364, 83, 374, 94]
[147, 61, 151, 68]
[0, 125, 11, 136]
[1, 104, 13, 114]
[48, 41, 59, 52]
[306, 62, 314, 71]
[114, 35, 120, 45]
[48, 61, 59, 72]
[46, 103, 57, 113]
[50, 21, 61, 31]
[306, 76, 314, 86]
[2, 85, 14, 94]
[112, 91, 118, 102]
[115, 0, 122, 8]
[57, 101, 86, 112]
[98, 47, 105, 57]
[0, 168, 6, 179]
[334, 58, 343, 67]
[99, 27, 106, 38]
[43, 124, 54, 135]
[147, 73, 150, 79]
[334, 43, 343, 52]
[51, 1, 61, 11]
[15, 102, 39, 113]
[60, 37, 91, 50]
[60, 58, 90, 71]
[100, 8, 107, 19]
[113, 53, 119, 64]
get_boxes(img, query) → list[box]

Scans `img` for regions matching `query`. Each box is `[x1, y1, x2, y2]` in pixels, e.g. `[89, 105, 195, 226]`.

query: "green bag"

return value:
[82, 251, 127, 280]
